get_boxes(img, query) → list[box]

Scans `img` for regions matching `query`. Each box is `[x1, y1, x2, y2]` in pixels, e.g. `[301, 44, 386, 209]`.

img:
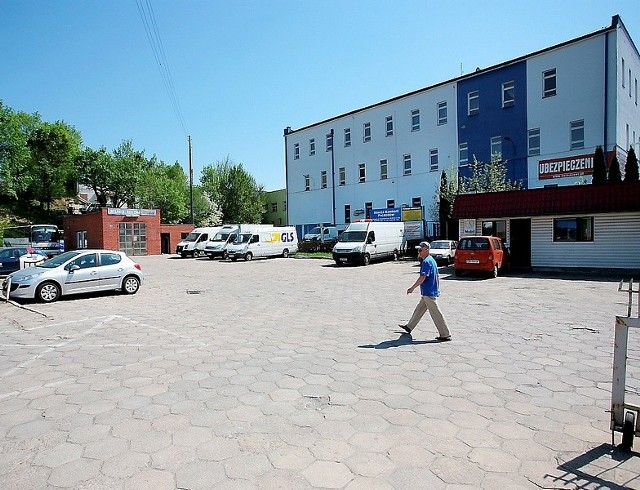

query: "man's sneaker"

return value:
[399, 324, 412, 334]
[435, 336, 451, 341]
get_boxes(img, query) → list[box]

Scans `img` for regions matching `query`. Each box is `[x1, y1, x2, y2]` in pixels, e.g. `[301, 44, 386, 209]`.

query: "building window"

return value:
[344, 128, 351, 147]
[358, 163, 366, 183]
[283, 200, 287, 211]
[459, 142, 469, 166]
[622, 58, 626, 87]
[412, 197, 422, 208]
[344, 205, 351, 224]
[321, 170, 327, 189]
[553, 217, 593, 242]
[630, 69, 632, 97]
[380, 159, 388, 180]
[570, 120, 584, 150]
[304, 174, 310, 191]
[481, 220, 507, 240]
[119, 222, 147, 256]
[411, 109, 420, 131]
[76, 231, 88, 249]
[339, 167, 346, 186]
[403, 154, 412, 176]
[429, 148, 439, 172]
[543, 68, 557, 97]
[437, 101, 447, 125]
[387, 199, 395, 208]
[271, 202, 278, 212]
[636, 79, 638, 105]
[490, 136, 502, 160]
[468, 91, 479, 115]
[365, 202, 373, 219]
[528, 128, 541, 156]
[309, 139, 315, 156]
[385, 116, 394, 136]
[326, 132, 333, 152]
[363, 122, 371, 142]
[502, 81, 515, 107]
[293, 143, 299, 160]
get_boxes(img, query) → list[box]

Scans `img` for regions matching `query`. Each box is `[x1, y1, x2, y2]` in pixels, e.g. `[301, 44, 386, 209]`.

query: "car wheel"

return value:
[37, 281, 61, 303]
[363, 254, 370, 266]
[193, 250, 200, 258]
[245, 252, 253, 261]
[122, 275, 140, 295]
[491, 264, 499, 278]
[282, 249, 289, 258]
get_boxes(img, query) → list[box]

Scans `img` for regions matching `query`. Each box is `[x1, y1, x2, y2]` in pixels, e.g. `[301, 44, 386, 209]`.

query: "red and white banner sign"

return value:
[538, 152, 613, 180]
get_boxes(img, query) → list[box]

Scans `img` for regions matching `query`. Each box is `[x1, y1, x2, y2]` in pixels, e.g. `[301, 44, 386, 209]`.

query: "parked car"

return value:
[1, 250, 143, 303]
[0, 247, 29, 275]
[454, 236, 508, 278]
[427, 240, 457, 265]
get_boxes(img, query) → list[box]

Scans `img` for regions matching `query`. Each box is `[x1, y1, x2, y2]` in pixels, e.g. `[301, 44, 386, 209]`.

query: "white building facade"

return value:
[285, 15, 640, 238]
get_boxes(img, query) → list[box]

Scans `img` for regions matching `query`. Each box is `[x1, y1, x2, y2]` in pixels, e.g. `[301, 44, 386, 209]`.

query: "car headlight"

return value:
[16, 271, 44, 282]
[352, 245, 363, 253]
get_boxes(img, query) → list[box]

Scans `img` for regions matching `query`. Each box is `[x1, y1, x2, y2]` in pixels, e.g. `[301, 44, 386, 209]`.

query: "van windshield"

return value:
[212, 232, 231, 242]
[183, 233, 199, 242]
[308, 227, 321, 235]
[430, 241, 449, 249]
[338, 231, 367, 242]
[234, 233, 253, 244]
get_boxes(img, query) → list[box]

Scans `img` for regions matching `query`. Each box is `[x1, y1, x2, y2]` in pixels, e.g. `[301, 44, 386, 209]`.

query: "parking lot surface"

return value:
[1, 255, 639, 489]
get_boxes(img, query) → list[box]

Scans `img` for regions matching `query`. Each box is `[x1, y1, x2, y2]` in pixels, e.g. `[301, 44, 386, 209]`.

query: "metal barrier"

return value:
[611, 278, 640, 450]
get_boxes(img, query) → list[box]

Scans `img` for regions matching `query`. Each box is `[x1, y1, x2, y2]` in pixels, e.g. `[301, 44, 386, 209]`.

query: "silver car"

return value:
[1, 250, 143, 303]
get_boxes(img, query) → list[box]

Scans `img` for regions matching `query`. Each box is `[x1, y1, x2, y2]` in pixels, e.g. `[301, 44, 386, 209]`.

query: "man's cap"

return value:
[418, 241, 430, 249]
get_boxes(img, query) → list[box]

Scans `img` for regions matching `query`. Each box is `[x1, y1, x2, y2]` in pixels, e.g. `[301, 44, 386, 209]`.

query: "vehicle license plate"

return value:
[466, 259, 480, 264]
[340, 258, 347, 262]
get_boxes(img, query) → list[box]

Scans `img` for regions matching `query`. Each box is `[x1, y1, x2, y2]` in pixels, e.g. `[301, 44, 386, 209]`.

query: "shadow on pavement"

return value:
[358, 333, 444, 349]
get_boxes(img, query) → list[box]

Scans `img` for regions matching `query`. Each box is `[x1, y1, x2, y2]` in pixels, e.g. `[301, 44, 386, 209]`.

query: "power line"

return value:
[136, 0, 187, 136]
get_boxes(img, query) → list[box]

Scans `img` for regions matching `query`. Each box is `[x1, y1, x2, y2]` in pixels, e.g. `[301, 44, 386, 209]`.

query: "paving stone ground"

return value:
[1, 255, 639, 489]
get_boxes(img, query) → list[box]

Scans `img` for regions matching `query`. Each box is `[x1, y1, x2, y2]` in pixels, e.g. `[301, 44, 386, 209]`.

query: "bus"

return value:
[2, 224, 64, 257]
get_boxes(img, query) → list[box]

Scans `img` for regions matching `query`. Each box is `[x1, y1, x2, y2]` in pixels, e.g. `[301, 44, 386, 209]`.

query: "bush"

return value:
[298, 239, 336, 253]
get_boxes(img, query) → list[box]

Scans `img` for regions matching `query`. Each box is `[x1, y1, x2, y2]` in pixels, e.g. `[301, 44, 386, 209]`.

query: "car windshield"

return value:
[39, 251, 81, 268]
[211, 232, 231, 242]
[0, 248, 26, 259]
[459, 238, 490, 250]
[430, 241, 449, 249]
[338, 231, 367, 242]
[307, 227, 321, 235]
[234, 233, 252, 244]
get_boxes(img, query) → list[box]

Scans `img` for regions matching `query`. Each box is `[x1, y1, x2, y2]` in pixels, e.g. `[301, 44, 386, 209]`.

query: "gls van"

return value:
[332, 220, 405, 266]
[176, 226, 222, 258]
[226, 226, 298, 261]
[203, 224, 271, 259]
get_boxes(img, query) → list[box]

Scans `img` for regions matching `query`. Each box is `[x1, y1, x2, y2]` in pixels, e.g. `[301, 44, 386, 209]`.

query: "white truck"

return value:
[175, 226, 222, 258]
[332, 220, 405, 266]
[226, 226, 298, 261]
[203, 224, 271, 260]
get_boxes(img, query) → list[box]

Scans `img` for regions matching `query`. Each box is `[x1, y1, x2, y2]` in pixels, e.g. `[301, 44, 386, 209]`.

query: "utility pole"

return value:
[188, 135, 194, 224]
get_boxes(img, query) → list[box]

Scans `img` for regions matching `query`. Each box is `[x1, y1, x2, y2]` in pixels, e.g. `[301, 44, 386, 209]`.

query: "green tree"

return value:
[26, 121, 82, 210]
[75, 147, 114, 206]
[437, 168, 457, 238]
[459, 154, 520, 194]
[608, 154, 622, 183]
[136, 161, 191, 224]
[624, 147, 639, 182]
[199, 157, 264, 223]
[592, 146, 607, 184]
[191, 186, 223, 227]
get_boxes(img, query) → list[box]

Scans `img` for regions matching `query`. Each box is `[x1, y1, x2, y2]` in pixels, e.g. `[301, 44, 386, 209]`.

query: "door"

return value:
[64, 253, 100, 294]
[161, 233, 170, 254]
[98, 252, 127, 289]
[509, 219, 531, 269]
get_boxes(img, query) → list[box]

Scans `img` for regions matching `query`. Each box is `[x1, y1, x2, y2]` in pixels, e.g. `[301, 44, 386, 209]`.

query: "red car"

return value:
[454, 236, 508, 278]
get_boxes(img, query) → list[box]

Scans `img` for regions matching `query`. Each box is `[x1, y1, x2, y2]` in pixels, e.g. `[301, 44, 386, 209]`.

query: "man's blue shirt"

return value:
[419, 255, 440, 297]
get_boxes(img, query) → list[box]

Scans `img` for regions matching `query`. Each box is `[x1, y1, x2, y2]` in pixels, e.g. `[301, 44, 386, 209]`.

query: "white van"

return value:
[332, 220, 405, 266]
[203, 224, 271, 259]
[303, 226, 339, 243]
[176, 226, 222, 258]
[226, 226, 298, 261]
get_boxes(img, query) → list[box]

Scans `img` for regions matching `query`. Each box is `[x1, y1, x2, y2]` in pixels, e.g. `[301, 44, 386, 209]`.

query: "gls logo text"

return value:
[281, 232, 295, 242]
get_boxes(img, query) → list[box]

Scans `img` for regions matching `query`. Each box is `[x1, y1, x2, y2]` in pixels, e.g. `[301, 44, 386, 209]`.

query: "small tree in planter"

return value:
[592, 146, 607, 184]
[608, 154, 622, 183]
[624, 147, 639, 183]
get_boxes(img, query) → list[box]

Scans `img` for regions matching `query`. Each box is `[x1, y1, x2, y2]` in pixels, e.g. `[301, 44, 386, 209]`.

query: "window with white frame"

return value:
[344, 128, 351, 147]
[570, 120, 584, 150]
[502, 81, 515, 107]
[294, 143, 299, 160]
[411, 109, 420, 131]
[326, 132, 333, 152]
[528, 128, 540, 156]
[358, 163, 366, 183]
[321, 170, 327, 189]
[459, 142, 468, 166]
[636, 79, 638, 105]
[412, 197, 422, 208]
[380, 159, 388, 180]
[429, 148, 439, 172]
[403, 154, 412, 176]
[468, 91, 479, 115]
[437, 101, 447, 125]
[339, 167, 346, 186]
[385, 116, 393, 136]
[309, 139, 315, 156]
[76, 230, 88, 249]
[386, 199, 395, 208]
[344, 205, 351, 224]
[490, 136, 502, 160]
[304, 174, 310, 191]
[630, 69, 632, 97]
[622, 58, 626, 87]
[543, 68, 557, 97]
[363, 122, 371, 142]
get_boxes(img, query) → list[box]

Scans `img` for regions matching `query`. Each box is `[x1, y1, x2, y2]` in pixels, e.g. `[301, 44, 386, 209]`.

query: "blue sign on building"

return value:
[370, 208, 401, 222]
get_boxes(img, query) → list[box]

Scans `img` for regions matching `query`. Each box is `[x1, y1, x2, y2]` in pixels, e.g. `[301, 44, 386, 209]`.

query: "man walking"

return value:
[399, 241, 451, 341]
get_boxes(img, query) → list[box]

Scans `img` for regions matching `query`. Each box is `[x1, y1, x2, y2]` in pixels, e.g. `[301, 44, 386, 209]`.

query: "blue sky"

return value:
[1, 1, 639, 191]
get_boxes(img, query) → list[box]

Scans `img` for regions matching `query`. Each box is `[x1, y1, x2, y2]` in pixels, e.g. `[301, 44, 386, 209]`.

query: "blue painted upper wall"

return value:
[457, 61, 528, 188]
